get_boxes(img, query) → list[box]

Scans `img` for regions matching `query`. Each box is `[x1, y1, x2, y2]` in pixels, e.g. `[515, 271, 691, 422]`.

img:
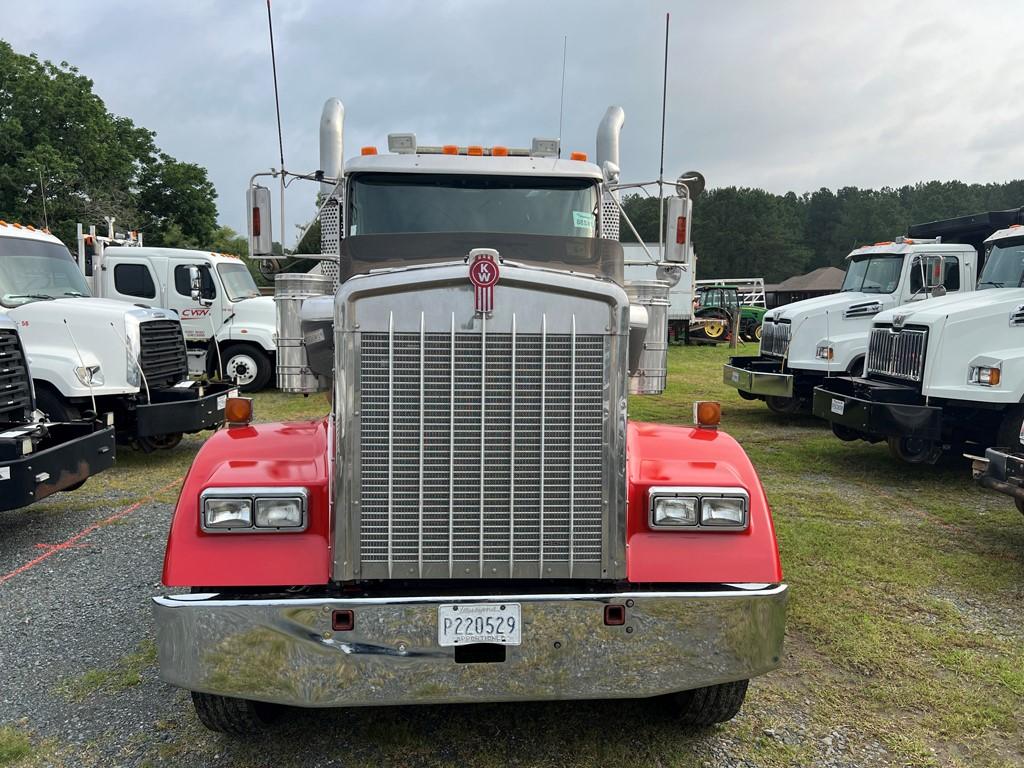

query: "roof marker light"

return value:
[360, 146, 378, 156]
[570, 151, 588, 161]
[442, 145, 459, 155]
[467, 145, 483, 156]
[491, 146, 509, 157]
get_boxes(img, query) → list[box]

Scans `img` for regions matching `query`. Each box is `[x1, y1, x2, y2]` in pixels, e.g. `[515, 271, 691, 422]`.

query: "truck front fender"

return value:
[162, 418, 332, 587]
[626, 421, 783, 584]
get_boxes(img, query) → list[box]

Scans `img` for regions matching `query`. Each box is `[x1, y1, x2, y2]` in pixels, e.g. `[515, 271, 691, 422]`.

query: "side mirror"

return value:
[931, 284, 947, 298]
[601, 161, 620, 184]
[189, 266, 202, 302]
[246, 185, 273, 258]
[662, 196, 691, 264]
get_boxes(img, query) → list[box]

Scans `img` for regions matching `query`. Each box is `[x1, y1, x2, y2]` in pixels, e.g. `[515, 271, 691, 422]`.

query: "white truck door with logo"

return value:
[168, 261, 221, 344]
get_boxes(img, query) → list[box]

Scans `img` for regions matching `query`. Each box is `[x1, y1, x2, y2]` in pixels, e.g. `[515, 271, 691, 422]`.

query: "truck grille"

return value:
[0, 330, 32, 425]
[139, 320, 188, 389]
[358, 323, 608, 579]
[866, 326, 927, 382]
[760, 320, 790, 357]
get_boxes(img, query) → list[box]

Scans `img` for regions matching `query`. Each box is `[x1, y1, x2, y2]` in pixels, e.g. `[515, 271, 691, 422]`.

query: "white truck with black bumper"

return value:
[813, 225, 1024, 463]
[723, 239, 977, 414]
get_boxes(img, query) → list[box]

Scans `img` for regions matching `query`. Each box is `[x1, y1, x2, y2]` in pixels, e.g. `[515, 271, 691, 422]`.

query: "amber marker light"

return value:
[491, 145, 509, 157]
[360, 146, 378, 156]
[225, 397, 254, 427]
[693, 401, 721, 429]
[442, 144, 459, 155]
[570, 151, 588, 161]
[467, 145, 484, 156]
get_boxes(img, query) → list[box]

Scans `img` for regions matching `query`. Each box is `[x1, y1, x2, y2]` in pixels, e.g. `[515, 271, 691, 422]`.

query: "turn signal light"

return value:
[570, 151, 588, 161]
[251, 207, 261, 237]
[676, 215, 687, 244]
[225, 396, 254, 427]
[694, 401, 721, 429]
[360, 146, 378, 156]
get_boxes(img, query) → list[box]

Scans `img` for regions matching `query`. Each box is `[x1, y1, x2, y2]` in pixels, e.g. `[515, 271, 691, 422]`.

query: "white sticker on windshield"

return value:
[573, 211, 595, 232]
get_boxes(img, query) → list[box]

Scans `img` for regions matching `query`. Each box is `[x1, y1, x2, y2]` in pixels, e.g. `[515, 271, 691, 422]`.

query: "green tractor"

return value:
[690, 286, 766, 343]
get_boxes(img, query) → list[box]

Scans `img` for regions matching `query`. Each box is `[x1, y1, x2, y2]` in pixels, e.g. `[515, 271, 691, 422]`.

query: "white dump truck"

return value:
[76, 223, 277, 391]
[723, 237, 978, 414]
[814, 223, 1024, 463]
[0, 221, 232, 451]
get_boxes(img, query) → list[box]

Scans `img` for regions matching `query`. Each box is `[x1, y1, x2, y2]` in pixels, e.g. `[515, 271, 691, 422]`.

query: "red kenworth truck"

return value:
[153, 100, 787, 734]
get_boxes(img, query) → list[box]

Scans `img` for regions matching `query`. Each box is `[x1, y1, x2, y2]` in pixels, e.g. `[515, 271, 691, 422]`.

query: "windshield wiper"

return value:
[978, 280, 1004, 288]
[6, 294, 55, 301]
[63, 291, 87, 297]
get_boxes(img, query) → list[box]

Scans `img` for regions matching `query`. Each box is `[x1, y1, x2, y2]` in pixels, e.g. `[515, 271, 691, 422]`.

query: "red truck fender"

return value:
[162, 418, 332, 587]
[625, 421, 783, 584]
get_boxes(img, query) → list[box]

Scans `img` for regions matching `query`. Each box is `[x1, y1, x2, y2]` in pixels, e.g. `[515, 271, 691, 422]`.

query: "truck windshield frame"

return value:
[216, 262, 261, 301]
[978, 240, 1024, 289]
[348, 173, 601, 238]
[0, 237, 92, 307]
[840, 254, 903, 294]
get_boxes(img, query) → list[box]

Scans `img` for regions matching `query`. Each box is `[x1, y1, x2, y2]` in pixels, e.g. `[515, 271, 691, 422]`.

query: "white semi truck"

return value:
[814, 222, 1024, 463]
[723, 238, 977, 414]
[76, 224, 277, 391]
[0, 221, 232, 451]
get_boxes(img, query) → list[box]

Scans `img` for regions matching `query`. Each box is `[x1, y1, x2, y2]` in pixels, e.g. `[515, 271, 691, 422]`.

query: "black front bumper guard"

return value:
[135, 381, 236, 438]
[0, 419, 116, 511]
[812, 375, 942, 441]
[972, 447, 1024, 506]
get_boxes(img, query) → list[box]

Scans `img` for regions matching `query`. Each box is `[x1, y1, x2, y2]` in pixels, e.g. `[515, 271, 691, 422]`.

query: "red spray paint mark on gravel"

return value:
[0, 476, 183, 587]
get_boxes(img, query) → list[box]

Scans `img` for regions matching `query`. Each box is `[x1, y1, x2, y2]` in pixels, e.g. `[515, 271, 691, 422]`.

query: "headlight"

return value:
[74, 364, 104, 386]
[200, 487, 308, 533]
[815, 345, 834, 360]
[203, 497, 253, 529]
[969, 365, 1001, 386]
[255, 496, 304, 528]
[648, 487, 749, 531]
[652, 496, 698, 527]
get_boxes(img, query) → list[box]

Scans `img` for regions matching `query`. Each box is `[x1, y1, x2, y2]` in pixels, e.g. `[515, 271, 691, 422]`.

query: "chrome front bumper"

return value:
[723, 357, 794, 398]
[152, 585, 788, 708]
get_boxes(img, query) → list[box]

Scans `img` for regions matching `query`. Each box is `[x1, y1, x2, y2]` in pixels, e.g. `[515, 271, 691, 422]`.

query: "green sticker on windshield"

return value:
[573, 211, 595, 232]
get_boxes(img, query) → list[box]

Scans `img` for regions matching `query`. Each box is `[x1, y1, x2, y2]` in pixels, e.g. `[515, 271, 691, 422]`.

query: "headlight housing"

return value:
[124, 317, 142, 388]
[648, 487, 749, 531]
[201, 487, 308, 532]
[969, 365, 1001, 386]
[815, 344, 834, 360]
[74, 364, 104, 386]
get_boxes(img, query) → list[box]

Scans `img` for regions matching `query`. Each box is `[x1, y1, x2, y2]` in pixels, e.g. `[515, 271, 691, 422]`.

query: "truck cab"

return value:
[153, 102, 787, 735]
[723, 238, 976, 414]
[813, 223, 1024, 463]
[0, 312, 115, 511]
[78, 229, 277, 391]
[0, 222, 232, 452]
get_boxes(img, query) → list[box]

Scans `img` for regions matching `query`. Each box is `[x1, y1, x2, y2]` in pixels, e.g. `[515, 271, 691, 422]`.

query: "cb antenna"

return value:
[558, 35, 567, 158]
[658, 12, 670, 261]
[266, 0, 286, 253]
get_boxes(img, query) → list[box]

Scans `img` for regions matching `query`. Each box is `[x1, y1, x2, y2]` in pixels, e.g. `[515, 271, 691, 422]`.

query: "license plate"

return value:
[831, 398, 845, 415]
[437, 603, 521, 647]
[731, 370, 740, 383]
[216, 394, 227, 410]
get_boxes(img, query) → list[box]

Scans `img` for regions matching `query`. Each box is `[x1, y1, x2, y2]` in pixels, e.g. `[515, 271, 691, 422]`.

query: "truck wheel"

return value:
[136, 433, 183, 452]
[191, 691, 277, 735]
[737, 390, 758, 401]
[223, 345, 273, 393]
[996, 405, 1024, 448]
[753, 324, 762, 342]
[765, 395, 801, 415]
[831, 424, 862, 442]
[667, 680, 749, 726]
[887, 436, 941, 465]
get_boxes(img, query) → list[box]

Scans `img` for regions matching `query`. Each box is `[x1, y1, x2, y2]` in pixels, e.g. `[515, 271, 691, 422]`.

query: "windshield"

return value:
[0, 237, 92, 307]
[217, 262, 261, 301]
[840, 255, 903, 294]
[349, 173, 600, 238]
[978, 241, 1024, 289]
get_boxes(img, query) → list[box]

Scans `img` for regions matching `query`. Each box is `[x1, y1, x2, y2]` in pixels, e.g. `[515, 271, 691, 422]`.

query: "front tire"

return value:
[665, 680, 749, 726]
[191, 691, 277, 735]
[831, 423, 862, 442]
[887, 435, 942, 465]
[221, 345, 273, 393]
[765, 395, 802, 415]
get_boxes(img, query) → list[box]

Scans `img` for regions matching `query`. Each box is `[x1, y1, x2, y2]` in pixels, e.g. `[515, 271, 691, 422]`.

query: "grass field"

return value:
[3, 343, 1022, 767]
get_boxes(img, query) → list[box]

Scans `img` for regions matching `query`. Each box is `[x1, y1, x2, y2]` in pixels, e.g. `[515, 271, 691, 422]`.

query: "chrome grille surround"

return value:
[332, 260, 629, 581]
[866, 325, 927, 382]
[759, 320, 791, 358]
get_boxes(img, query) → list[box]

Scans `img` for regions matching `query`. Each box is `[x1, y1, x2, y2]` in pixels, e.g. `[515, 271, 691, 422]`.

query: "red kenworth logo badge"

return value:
[469, 250, 500, 314]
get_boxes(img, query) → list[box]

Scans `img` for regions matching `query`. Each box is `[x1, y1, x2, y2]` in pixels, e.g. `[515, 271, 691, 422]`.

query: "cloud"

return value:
[3, 0, 1019, 245]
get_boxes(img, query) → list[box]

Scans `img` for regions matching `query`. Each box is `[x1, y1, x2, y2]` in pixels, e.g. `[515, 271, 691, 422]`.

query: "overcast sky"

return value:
[4, 0, 1022, 247]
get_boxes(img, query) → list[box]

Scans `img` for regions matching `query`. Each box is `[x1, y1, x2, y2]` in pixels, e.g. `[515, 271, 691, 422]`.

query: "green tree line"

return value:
[621, 181, 1024, 282]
